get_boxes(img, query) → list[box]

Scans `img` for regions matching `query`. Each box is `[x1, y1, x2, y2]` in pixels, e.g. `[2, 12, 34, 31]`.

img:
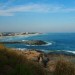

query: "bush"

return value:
[54, 59, 75, 75]
[0, 45, 46, 75]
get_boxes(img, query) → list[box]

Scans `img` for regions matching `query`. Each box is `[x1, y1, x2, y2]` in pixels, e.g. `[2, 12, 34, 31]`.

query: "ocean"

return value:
[0, 33, 75, 54]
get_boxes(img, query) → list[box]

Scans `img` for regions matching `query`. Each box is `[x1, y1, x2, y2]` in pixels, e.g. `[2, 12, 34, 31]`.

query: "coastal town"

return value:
[0, 32, 41, 37]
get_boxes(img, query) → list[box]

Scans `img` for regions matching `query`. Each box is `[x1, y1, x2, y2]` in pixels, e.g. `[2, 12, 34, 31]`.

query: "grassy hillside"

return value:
[0, 44, 46, 75]
[0, 44, 75, 75]
[54, 58, 75, 75]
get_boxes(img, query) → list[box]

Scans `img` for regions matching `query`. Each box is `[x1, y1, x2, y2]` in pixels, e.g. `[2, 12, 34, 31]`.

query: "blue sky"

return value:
[0, 0, 75, 32]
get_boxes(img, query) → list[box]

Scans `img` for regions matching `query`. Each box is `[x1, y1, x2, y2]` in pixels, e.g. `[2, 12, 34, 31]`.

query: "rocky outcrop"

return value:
[25, 40, 47, 45]
[0, 40, 47, 45]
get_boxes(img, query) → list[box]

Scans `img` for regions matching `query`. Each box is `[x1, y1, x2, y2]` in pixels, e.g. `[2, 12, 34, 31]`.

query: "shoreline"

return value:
[10, 49, 75, 66]
[0, 33, 75, 56]
[0, 33, 40, 39]
[11, 48, 75, 56]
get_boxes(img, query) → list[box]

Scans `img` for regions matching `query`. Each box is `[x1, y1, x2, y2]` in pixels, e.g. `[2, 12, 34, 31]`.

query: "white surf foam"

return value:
[56, 50, 75, 54]
[65, 50, 75, 54]
[25, 41, 53, 46]
[14, 48, 27, 51]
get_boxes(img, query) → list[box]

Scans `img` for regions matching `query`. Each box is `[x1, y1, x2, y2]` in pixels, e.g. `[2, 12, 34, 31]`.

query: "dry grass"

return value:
[0, 44, 46, 75]
[0, 44, 75, 75]
[21, 50, 41, 60]
[54, 57, 75, 75]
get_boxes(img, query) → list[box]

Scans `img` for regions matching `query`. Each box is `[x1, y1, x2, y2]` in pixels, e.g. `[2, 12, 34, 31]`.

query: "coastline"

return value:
[0, 42, 75, 75]
[0, 33, 75, 56]
[10, 48, 75, 67]
[11, 48, 75, 56]
[0, 33, 40, 39]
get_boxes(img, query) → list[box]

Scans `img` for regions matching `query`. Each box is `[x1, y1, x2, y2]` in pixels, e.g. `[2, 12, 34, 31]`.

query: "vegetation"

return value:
[0, 44, 75, 75]
[0, 44, 46, 75]
[54, 58, 75, 75]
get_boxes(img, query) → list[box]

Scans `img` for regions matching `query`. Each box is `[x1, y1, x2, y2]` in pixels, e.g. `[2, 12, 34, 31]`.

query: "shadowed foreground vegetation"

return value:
[0, 44, 75, 75]
[0, 44, 46, 75]
[54, 58, 75, 75]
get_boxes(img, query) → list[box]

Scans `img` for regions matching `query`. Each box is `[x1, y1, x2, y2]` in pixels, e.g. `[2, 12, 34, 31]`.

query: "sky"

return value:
[0, 0, 75, 33]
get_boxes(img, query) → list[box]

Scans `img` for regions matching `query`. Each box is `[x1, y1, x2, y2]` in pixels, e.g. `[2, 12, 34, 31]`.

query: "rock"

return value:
[25, 40, 47, 45]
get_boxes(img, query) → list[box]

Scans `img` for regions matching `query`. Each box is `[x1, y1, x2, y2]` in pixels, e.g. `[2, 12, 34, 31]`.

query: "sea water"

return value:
[0, 33, 75, 54]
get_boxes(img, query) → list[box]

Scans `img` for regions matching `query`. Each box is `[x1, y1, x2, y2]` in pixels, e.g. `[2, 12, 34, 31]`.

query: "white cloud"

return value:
[61, 8, 75, 12]
[0, 3, 75, 16]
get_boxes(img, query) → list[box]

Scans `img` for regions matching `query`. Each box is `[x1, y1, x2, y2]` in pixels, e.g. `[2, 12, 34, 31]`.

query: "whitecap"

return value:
[22, 40, 27, 42]
[65, 50, 75, 54]
[56, 50, 75, 54]
[14, 48, 27, 51]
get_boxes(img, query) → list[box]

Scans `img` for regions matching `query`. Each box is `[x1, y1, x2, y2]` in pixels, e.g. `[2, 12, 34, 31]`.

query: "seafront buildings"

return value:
[0, 32, 41, 37]
[0, 33, 2, 36]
